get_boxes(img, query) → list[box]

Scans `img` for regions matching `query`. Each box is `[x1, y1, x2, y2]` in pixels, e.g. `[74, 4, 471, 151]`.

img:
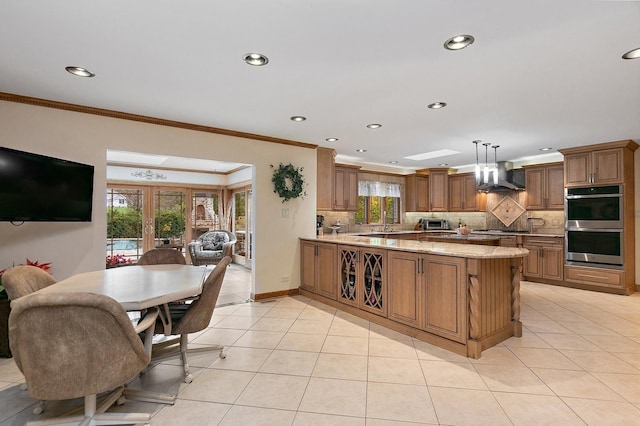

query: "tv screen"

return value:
[0, 147, 94, 222]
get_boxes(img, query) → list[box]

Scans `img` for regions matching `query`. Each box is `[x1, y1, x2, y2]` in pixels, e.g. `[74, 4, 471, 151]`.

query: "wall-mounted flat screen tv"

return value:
[0, 147, 94, 222]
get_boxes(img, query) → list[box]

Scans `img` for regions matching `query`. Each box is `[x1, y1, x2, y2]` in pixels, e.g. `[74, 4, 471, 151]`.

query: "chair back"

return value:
[9, 292, 150, 401]
[1, 265, 56, 300]
[172, 256, 231, 335]
[138, 248, 186, 265]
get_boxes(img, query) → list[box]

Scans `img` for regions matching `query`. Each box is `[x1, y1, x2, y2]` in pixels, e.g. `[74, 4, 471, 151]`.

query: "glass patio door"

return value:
[106, 187, 145, 266]
[232, 187, 252, 268]
[153, 189, 187, 254]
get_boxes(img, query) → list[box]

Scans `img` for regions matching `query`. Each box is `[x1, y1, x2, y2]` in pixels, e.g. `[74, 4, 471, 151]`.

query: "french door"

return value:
[231, 187, 252, 268]
[107, 185, 223, 265]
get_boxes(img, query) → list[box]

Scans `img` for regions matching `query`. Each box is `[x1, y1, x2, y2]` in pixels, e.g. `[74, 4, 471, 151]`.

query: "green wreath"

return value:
[271, 163, 306, 203]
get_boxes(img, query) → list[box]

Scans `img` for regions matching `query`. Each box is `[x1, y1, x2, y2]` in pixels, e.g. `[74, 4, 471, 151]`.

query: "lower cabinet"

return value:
[300, 240, 337, 299]
[387, 251, 466, 343]
[338, 245, 386, 317]
[565, 264, 625, 292]
[522, 237, 564, 281]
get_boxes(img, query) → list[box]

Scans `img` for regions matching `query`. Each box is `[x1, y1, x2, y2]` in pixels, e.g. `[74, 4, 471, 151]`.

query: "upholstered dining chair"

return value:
[2, 265, 58, 414]
[137, 248, 186, 265]
[9, 292, 159, 426]
[1, 265, 56, 301]
[150, 256, 231, 383]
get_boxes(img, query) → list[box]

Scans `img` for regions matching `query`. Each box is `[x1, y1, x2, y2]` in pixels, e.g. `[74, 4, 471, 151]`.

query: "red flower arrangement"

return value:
[106, 254, 133, 268]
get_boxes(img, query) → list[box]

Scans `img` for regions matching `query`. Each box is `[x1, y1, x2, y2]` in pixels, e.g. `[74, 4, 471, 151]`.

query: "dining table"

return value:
[37, 264, 209, 310]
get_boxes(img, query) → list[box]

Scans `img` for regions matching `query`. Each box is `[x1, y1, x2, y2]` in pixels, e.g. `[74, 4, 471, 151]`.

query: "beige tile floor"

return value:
[2, 265, 640, 425]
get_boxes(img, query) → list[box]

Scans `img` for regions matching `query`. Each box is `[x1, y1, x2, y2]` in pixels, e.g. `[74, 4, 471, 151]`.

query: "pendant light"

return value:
[492, 145, 500, 185]
[482, 142, 491, 184]
[473, 140, 481, 184]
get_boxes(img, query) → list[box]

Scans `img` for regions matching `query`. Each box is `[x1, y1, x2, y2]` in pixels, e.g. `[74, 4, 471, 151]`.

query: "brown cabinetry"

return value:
[422, 255, 467, 343]
[405, 174, 429, 212]
[387, 251, 422, 328]
[300, 240, 337, 299]
[429, 168, 449, 212]
[524, 163, 564, 210]
[564, 264, 623, 291]
[387, 251, 466, 343]
[337, 245, 386, 317]
[316, 148, 335, 210]
[449, 173, 485, 211]
[334, 165, 359, 211]
[560, 141, 637, 187]
[522, 237, 564, 281]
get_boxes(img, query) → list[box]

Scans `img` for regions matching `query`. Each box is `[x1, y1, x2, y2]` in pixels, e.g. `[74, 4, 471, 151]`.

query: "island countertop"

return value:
[303, 234, 528, 259]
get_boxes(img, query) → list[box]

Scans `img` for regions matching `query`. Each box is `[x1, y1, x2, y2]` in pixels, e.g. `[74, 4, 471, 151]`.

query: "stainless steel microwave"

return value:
[422, 218, 449, 230]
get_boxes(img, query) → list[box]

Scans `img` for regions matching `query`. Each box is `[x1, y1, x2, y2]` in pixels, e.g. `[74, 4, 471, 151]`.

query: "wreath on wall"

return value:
[271, 163, 307, 203]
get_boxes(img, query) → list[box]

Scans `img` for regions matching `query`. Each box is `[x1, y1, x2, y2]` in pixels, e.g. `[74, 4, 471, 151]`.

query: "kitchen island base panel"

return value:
[300, 255, 523, 359]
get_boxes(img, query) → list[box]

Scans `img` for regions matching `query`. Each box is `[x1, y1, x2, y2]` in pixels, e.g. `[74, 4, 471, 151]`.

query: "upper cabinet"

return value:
[524, 162, 564, 210]
[449, 172, 486, 212]
[428, 168, 449, 212]
[405, 174, 429, 212]
[334, 164, 359, 211]
[316, 148, 335, 210]
[560, 140, 638, 187]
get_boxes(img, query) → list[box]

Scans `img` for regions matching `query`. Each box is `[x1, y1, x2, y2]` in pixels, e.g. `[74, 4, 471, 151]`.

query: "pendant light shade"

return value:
[492, 145, 500, 185]
[473, 140, 481, 184]
[483, 143, 490, 184]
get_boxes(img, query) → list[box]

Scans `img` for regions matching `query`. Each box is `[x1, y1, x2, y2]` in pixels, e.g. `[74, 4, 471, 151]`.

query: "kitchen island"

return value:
[300, 234, 529, 358]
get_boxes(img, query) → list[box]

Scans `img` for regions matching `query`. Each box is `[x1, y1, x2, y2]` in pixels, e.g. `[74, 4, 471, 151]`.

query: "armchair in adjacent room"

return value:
[188, 230, 236, 266]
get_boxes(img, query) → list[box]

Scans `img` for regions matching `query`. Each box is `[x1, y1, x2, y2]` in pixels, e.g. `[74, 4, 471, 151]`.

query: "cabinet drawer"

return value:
[522, 237, 563, 247]
[565, 265, 622, 287]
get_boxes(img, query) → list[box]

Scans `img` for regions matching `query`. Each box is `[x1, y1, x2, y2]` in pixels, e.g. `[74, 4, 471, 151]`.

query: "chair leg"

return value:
[180, 334, 193, 383]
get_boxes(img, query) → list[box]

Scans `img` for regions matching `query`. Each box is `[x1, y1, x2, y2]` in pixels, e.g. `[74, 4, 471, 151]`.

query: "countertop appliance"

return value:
[316, 215, 324, 235]
[419, 218, 449, 230]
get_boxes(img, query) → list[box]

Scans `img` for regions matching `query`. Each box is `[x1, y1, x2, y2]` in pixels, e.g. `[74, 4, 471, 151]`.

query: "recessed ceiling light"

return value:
[389, 161, 398, 164]
[325, 138, 338, 142]
[427, 102, 447, 109]
[243, 53, 269, 66]
[356, 149, 367, 153]
[438, 163, 449, 167]
[444, 34, 475, 51]
[539, 147, 553, 151]
[65, 66, 95, 77]
[366, 124, 382, 129]
[622, 47, 640, 60]
[290, 116, 306, 122]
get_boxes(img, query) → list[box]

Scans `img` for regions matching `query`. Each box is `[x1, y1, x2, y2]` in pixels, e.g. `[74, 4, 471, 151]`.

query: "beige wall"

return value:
[0, 100, 317, 295]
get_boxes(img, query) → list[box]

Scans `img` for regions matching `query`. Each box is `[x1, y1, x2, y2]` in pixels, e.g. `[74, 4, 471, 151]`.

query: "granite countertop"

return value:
[354, 229, 563, 238]
[424, 234, 501, 241]
[304, 234, 529, 259]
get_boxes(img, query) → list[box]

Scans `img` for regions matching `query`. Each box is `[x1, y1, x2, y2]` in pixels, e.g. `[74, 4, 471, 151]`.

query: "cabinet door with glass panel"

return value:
[338, 245, 387, 317]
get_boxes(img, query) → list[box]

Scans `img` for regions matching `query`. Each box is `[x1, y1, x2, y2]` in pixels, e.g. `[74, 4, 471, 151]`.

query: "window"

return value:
[355, 181, 401, 225]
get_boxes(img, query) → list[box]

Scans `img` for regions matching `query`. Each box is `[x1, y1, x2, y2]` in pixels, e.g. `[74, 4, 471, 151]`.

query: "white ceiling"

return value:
[106, 150, 248, 174]
[1, 1, 639, 173]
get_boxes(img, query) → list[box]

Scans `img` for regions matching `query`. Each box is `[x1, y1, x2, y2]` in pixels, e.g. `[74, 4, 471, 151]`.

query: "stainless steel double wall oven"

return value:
[565, 184, 624, 268]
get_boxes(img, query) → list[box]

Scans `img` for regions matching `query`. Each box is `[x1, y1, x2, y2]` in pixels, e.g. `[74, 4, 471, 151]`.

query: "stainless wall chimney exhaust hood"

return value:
[477, 161, 525, 192]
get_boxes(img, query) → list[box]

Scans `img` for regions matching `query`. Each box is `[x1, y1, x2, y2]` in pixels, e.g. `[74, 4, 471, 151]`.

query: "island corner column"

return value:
[465, 256, 523, 359]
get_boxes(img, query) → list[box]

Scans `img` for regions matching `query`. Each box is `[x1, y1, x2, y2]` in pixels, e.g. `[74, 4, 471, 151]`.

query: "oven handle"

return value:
[565, 193, 622, 200]
[566, 227, 623, 232]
